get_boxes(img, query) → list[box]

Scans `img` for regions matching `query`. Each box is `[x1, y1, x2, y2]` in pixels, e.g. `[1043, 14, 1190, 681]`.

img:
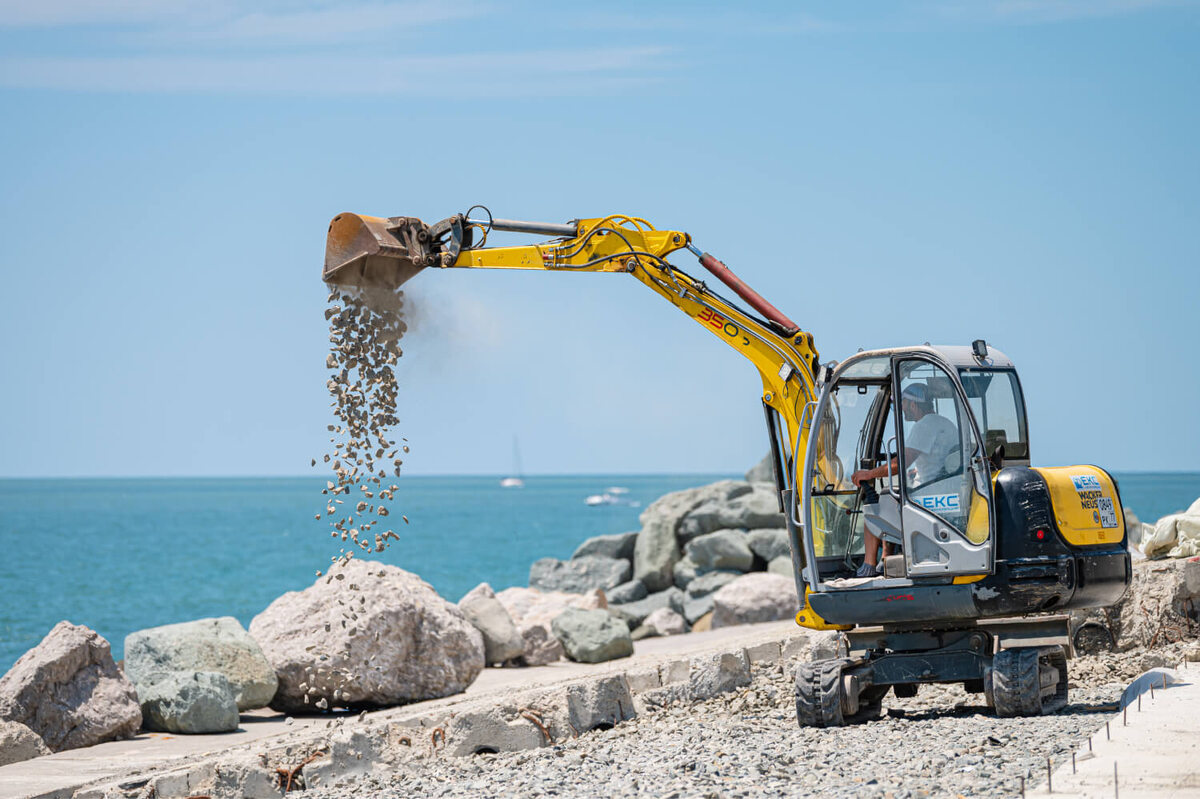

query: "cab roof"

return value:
[832, 344, 1015, 382]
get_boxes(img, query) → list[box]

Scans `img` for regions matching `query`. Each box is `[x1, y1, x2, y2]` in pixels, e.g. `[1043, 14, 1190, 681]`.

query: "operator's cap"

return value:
[901, 383, 930, 404]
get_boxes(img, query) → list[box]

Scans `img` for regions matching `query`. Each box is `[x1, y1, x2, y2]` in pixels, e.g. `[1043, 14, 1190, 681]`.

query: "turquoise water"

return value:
[1, 472, 1197, 673]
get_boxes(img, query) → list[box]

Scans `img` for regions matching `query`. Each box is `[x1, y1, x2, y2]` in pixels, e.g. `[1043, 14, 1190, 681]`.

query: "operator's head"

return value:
[901, 383, 933, 421]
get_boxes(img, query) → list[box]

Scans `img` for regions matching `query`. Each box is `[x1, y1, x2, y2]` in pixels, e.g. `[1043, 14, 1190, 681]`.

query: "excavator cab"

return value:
[797, 344, 1026, 611]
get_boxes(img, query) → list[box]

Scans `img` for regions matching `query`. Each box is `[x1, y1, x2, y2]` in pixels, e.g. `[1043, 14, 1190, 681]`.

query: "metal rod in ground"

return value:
[1047, 757, 1053, 792]
[1124, 706, 1127, 726]
[1020, 775, 1025, 797]
[1089, 736, 1093, 752]
[1073, 752, 1077, 773]
[1106, 721, 1111, 740]
[1114, 761, 1119, 799]
[1138, 695, 1142, 712]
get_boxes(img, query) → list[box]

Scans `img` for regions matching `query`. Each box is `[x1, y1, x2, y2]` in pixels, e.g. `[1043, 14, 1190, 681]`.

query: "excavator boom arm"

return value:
[324, 209, 822, 506]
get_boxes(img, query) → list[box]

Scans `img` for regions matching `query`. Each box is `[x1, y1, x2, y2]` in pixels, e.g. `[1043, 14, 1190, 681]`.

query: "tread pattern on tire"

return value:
[993, 648, 1043, 717]
[795, 659, 846, 728]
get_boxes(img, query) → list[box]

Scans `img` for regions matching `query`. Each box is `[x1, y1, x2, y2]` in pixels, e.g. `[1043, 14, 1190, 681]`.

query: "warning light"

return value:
[1036, 529, 1046, 540]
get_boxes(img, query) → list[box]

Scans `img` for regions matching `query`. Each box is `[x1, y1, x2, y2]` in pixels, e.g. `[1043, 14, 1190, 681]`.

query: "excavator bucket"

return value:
[323, 213, 431, 291]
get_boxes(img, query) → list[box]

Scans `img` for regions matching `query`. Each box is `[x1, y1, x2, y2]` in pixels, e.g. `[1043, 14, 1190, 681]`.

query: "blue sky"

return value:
[0, 0, 1197, 477]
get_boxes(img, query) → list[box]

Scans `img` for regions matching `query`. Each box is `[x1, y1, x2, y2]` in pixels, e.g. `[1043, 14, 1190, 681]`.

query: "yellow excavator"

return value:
[323, 209, 1131, 726]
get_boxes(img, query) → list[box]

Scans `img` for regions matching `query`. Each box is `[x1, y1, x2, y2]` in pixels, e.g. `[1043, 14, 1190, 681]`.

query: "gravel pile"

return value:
[304, 657, 1136, 798]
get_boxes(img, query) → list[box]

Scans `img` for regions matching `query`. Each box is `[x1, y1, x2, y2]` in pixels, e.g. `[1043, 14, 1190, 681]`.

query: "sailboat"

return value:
[499, 437, 524, 488]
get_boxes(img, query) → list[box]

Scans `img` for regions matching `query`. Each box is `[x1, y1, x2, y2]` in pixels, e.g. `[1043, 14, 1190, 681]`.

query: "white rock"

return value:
[0, 622, 141, 752]
[458, 583, 525, 665]
[249, 560, 484, 712]
[0, 720, 49, 766]
[710, 573, 799, 629]
[642, 608, 687, 637]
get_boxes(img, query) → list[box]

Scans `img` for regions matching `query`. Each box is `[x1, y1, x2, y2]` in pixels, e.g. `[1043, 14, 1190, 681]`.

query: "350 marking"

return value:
[697, 308, 751, 345]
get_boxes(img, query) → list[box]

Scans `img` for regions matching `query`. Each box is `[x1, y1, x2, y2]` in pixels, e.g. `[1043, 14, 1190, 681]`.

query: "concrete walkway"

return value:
[1028, 661, 1200, 798]
[0, 621, 804, 799]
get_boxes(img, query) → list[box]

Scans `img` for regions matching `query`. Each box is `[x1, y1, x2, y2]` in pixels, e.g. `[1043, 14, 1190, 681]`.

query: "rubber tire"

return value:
[992, 648, 1043, 718]
[795, 659, 846, 728]
[892, 683, 919, 699]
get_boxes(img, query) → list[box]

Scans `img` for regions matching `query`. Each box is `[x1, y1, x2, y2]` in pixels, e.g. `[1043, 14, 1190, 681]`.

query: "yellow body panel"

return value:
[1034, 465, 1125, 546]
[796, 587, 854, 631]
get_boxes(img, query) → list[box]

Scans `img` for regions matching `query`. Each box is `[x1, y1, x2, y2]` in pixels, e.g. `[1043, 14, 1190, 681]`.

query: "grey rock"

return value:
[572, 531, 638, 561]
[529, 556, 631, 594]
[635, 481, 753, 591]
[458, 583, 525, 665]
[643, 608, 687, 637]
[678, 484, 785, 543]
[745, 453, 775, 484]
[607, 579, 648, 604]
[684, 529, 755, 572]
[682, 593, 716, 624]
[710, 573, 800, 629]
[124, 616, 277, 711]
[0, 720, 49, 766]
[686, 570, 740, 598]
[0, 622, 141, 752]
[249, 560, 484, 713]
[137, 671, 239, 734]
[673, 557, 701, 589]
[768, 555, 794, 577]
[551, 609, 633, 664]
[609, 587, 685, 629]
[516, 622, 563, 666]
[746, 528, 791, 562]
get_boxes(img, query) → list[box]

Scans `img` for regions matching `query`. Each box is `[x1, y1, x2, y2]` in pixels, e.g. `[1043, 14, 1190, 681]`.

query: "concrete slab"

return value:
[0, 621, 805, 799]
[1028, 661, 1200, 798]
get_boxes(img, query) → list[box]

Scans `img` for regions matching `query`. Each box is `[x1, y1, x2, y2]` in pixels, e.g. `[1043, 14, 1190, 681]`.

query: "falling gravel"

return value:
[301, 655, 1147, 799]
[304, 285, 409, 711]
[316, 285, 410, 570]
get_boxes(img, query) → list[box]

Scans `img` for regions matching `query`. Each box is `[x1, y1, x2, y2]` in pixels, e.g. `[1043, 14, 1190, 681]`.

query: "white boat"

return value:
[585, 493, 615, 506]
[500, 437, 524, 488]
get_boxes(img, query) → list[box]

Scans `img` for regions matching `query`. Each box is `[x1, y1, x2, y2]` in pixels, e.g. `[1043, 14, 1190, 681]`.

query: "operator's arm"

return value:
[850, 449, 921, 487]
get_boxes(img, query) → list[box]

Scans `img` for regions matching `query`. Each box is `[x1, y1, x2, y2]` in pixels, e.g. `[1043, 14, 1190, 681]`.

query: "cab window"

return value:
[895, 360, 976, 534]
[958, 369, 1029, 461]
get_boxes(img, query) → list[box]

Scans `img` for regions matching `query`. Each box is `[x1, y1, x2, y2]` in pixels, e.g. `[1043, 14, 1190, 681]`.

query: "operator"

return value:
[849, 383, 958, 577]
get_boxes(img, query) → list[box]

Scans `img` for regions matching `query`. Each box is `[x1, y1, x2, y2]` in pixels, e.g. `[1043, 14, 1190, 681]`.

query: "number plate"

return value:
[1096, 497, 1118, 529]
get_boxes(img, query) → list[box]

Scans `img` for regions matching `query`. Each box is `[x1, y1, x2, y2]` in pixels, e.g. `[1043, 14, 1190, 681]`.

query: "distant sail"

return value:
[500, 436, 524, 488]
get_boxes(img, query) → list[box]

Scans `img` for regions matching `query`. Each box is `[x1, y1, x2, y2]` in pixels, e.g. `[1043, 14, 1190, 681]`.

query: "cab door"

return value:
[892, 357, 995, 577]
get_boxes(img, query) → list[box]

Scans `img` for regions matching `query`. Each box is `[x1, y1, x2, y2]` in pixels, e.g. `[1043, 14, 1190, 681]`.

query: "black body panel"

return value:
[809, 467, 1130, 627]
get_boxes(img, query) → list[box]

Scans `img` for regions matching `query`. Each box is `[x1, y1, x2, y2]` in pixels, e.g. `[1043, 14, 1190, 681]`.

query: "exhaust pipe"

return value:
[323, 213, 433, 291]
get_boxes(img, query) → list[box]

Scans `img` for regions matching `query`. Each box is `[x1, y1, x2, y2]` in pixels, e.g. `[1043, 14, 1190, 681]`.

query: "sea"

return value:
[1, 472, 1198, 673]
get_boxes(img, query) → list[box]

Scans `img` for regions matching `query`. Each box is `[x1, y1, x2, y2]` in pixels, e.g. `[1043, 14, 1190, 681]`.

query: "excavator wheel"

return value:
[795, 659, 846, 728]
[992, 646, 1069, 717]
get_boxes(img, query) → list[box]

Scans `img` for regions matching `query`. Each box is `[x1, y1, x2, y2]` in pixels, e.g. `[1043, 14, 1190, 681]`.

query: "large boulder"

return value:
[124, 617, 277, 711]
[745, 453, 775, 484]
[684, 529, 755, 572]
[746, 528, 791, 562]
[1088, 557, 1200, 649]
[710, 573, 799, 629]
[634, 481, 753, 592]
[249, 560, 484, 713]
[0, 721, 49, 766]
[0, 622, 141, 752]
[572, 531, 638, 561]
[137, 671, 239, 734]
[529, 556, 631, 593]
[609, 587, 685, 630]
[678, 484, 785, 543]
[551, 609, 633, 663]
[768, 555, 794, 577]
[458, 583, 525, 666]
